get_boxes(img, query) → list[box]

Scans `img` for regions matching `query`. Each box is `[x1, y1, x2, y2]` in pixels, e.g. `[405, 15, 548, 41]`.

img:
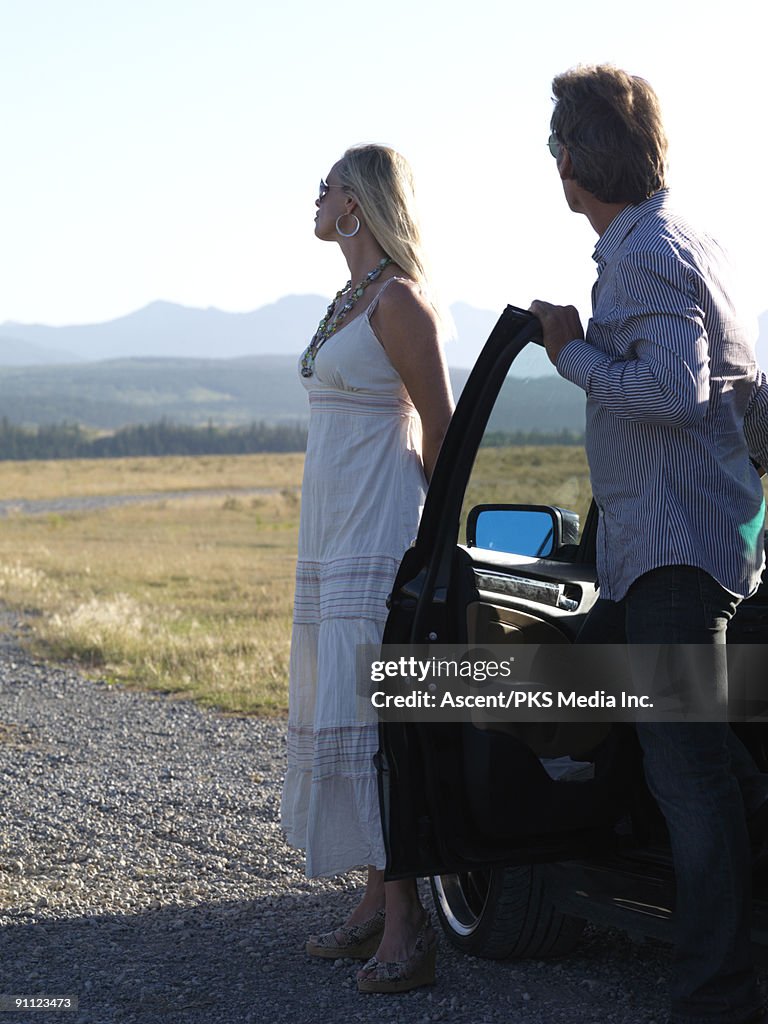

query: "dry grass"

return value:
[0, 457, 303, 715]
[0, 447, 592, 716]
[461, 445, 593, 538]
[0, 452, 305, 501]
[2, 448, 757, 717]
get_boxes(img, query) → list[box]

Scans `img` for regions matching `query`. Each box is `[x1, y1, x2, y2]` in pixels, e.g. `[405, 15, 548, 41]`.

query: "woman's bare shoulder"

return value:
[376, 277, 436, 322]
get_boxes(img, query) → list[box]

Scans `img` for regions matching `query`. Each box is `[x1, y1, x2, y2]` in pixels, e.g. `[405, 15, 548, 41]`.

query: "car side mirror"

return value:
[466, 504, 580, 558]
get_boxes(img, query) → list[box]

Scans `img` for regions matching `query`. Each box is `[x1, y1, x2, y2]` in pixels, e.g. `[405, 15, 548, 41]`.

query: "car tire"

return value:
[430, 865, 586, 959]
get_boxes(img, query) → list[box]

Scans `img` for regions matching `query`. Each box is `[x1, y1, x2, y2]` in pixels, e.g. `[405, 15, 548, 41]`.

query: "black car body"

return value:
[377, 306, 768, 961]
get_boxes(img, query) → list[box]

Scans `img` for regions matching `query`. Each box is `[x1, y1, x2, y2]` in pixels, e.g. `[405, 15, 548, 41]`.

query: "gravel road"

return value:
[0, 487, 294, 518]
[0, 612, 739, 1024]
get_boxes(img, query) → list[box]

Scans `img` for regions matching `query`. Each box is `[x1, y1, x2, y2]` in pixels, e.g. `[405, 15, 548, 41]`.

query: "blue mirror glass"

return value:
[472, 509, 556, 557]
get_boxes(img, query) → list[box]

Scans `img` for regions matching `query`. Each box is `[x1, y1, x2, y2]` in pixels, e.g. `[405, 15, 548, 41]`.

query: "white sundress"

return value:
[280, 278, 427, 877]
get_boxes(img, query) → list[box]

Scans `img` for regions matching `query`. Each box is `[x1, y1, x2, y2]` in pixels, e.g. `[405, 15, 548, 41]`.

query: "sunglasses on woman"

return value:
[318, 179, 348, 201]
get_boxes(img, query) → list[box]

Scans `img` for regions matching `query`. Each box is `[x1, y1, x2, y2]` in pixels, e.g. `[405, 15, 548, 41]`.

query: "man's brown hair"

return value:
[551, 64, 668, 204]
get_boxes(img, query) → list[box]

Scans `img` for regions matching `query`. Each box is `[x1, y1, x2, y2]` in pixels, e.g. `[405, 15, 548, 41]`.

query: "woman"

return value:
[280, 144, 454, 993]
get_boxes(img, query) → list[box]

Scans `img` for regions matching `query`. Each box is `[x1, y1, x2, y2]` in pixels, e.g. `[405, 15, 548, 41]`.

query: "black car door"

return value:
[377, 306, 631, 880]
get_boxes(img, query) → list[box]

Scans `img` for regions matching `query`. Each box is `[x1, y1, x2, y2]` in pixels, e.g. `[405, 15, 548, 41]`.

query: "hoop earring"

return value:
[335, 213, 360, 238]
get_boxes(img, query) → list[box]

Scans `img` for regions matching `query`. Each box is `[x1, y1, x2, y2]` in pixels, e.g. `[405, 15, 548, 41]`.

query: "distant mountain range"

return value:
[3, 296, 765, 370]
[0, 297, 555, 374]
[0, 298, 765, 432]
[1, 297, 326, 365]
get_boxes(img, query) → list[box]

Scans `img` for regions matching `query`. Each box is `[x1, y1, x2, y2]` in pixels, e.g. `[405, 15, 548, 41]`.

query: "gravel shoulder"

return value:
[0, 613, 731, 1024]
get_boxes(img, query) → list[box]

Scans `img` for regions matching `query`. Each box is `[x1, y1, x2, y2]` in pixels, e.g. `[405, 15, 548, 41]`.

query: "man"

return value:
[530, 64, 768, 1024]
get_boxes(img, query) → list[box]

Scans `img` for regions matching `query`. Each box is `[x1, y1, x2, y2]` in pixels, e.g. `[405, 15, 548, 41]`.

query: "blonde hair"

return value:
[336, 144, 429, 289]
[337, 144, 452, 333]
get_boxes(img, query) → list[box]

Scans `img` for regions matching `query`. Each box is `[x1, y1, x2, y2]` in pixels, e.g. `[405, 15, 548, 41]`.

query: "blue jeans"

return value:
[580, 565, 764, 1024]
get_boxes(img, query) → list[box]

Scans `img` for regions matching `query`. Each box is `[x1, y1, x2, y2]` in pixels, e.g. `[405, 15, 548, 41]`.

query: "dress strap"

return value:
[365, 276, 411, 319]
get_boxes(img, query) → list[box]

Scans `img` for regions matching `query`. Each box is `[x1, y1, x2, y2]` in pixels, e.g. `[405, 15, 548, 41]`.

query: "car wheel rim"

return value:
[432, 870, 492, 936]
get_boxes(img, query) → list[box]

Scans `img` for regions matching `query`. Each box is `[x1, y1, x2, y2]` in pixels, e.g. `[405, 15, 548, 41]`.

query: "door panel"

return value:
[379, 307, 626, 879]
[466, 602, 571, 645]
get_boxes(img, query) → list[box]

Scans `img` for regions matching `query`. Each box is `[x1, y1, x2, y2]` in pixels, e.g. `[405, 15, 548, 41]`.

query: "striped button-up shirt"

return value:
[557, 190, 768, 601]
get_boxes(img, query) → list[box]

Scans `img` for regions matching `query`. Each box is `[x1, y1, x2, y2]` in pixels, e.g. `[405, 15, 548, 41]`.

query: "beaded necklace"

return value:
[300, 256, 393, 378]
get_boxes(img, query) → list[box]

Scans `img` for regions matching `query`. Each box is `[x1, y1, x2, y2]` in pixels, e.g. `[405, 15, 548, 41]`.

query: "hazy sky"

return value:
[1, 0, 766, 330]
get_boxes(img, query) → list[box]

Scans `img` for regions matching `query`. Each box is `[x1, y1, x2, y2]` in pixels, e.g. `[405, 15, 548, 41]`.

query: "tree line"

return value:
[0, 418, 309, 460]
[0, 418, 584, 461]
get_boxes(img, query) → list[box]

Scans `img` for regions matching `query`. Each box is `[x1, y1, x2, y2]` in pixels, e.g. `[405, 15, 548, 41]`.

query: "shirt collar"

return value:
[592, 189, 670, 270]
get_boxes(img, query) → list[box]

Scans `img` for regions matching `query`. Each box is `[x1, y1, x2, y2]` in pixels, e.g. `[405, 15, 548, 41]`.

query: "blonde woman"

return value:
[280, 145, 454, 993]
